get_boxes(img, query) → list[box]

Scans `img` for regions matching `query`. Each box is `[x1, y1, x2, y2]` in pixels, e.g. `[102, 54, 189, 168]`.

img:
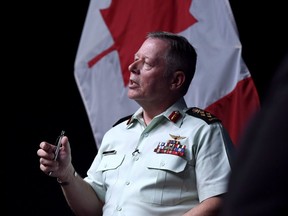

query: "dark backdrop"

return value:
[9, 1, 287, 215]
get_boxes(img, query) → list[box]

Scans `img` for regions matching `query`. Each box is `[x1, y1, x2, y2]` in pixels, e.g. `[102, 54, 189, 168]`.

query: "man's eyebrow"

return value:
[134, 54, 151, 61]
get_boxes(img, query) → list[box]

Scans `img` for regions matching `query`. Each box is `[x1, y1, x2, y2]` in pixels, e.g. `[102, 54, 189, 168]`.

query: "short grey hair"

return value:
[147, 31, 197, 95]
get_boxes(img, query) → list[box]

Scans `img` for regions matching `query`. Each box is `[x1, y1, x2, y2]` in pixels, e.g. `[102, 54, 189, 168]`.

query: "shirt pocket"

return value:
[141, 154, 189, 205]
[96, 154, 125, 188]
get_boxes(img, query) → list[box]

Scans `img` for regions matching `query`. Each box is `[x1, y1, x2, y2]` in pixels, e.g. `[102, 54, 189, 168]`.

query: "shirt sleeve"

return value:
[194, 122, 233, 202]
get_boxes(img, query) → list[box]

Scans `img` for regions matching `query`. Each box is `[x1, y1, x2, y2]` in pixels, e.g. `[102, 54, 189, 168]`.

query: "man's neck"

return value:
[139, 98, 181, 125]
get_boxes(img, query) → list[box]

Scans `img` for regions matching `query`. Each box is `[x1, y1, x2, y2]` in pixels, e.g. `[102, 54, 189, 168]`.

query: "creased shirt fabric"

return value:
[84, 98, 233, 216]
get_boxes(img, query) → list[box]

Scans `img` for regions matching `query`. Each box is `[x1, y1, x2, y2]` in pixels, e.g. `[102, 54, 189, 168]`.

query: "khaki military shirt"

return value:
[84, 98, 233, 216]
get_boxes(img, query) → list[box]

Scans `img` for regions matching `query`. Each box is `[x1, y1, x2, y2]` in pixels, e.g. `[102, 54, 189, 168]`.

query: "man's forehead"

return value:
[136, 38, 168, 59]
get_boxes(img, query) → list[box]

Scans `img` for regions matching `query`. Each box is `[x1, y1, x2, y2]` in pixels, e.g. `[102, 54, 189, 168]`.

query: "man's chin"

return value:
[127, 94, 137, 100]
[127, 91, 138, 100]
[128, 94, 143, 103]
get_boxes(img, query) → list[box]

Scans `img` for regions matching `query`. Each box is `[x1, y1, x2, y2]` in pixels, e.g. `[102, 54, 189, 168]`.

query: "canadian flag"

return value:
[74, 0, 260, 149]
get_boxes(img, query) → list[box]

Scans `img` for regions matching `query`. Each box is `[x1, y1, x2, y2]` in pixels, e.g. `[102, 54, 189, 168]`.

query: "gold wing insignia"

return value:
[169, 134, 186, 140]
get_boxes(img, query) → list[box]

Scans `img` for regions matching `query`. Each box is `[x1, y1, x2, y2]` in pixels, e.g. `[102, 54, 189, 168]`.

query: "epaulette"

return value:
[186, 107, 220, 124]
[112, 114, 133, 127]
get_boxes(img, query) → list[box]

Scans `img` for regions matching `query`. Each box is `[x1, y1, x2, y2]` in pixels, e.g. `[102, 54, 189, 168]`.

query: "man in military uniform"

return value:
[37, 31, 234, 216]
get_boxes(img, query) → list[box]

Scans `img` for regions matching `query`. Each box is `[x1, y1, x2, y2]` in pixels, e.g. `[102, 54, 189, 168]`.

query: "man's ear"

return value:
[170, 71, 185, 90]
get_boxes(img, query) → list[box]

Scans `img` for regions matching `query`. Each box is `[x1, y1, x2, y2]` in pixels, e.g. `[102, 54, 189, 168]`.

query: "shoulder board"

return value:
[186, 107, 220, 124]
[112, 114, 133, 127]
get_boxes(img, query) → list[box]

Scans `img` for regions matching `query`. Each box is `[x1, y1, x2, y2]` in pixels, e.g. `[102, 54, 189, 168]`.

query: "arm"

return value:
[58, 168, 103, 216]
[37, 136, 103, 216]
[183, 195, 223, 216]
[183, 121, 232, 216]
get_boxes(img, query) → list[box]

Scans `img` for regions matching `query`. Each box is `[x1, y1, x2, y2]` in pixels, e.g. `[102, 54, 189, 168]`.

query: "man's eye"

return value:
[144, 62, 152, 70]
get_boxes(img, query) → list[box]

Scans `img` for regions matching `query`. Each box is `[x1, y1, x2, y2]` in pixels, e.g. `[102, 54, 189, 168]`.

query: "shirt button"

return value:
[160, 161, 165, 167]
[116, 206, 122, 211]
[125, 181, 130, 185]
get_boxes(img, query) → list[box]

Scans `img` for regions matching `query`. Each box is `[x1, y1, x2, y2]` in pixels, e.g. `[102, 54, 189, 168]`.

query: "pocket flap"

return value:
[147, 154, 187, 173]
[97, 154, 125, 171]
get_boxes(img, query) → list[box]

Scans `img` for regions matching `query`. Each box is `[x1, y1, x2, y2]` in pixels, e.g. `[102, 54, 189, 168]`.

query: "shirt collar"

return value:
[126, 98, 188, 128]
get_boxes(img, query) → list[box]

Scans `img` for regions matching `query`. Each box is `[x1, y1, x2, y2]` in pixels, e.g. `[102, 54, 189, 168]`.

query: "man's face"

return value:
[127, 38, 172, 104]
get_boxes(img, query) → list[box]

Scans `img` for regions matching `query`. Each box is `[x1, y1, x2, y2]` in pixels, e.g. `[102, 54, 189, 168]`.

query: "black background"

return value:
[8, 1, 287, 215]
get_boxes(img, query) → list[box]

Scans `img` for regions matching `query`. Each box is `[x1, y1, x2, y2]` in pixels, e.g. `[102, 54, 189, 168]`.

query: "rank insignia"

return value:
[168, 111, 181, 123]
[186, 107, 220, 124]
[154, 140, 186, 156]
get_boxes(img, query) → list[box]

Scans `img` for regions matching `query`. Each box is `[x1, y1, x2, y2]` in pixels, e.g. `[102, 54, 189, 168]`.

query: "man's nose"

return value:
[128, 61, 140, 74]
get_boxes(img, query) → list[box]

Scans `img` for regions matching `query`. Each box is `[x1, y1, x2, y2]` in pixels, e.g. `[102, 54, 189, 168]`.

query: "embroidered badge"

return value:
[186, 107, 220, 124]
[168, 111, 181, 123]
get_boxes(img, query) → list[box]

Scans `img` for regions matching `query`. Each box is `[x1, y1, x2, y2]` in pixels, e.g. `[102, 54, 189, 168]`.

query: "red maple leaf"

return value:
[88, 0, 197, 86]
